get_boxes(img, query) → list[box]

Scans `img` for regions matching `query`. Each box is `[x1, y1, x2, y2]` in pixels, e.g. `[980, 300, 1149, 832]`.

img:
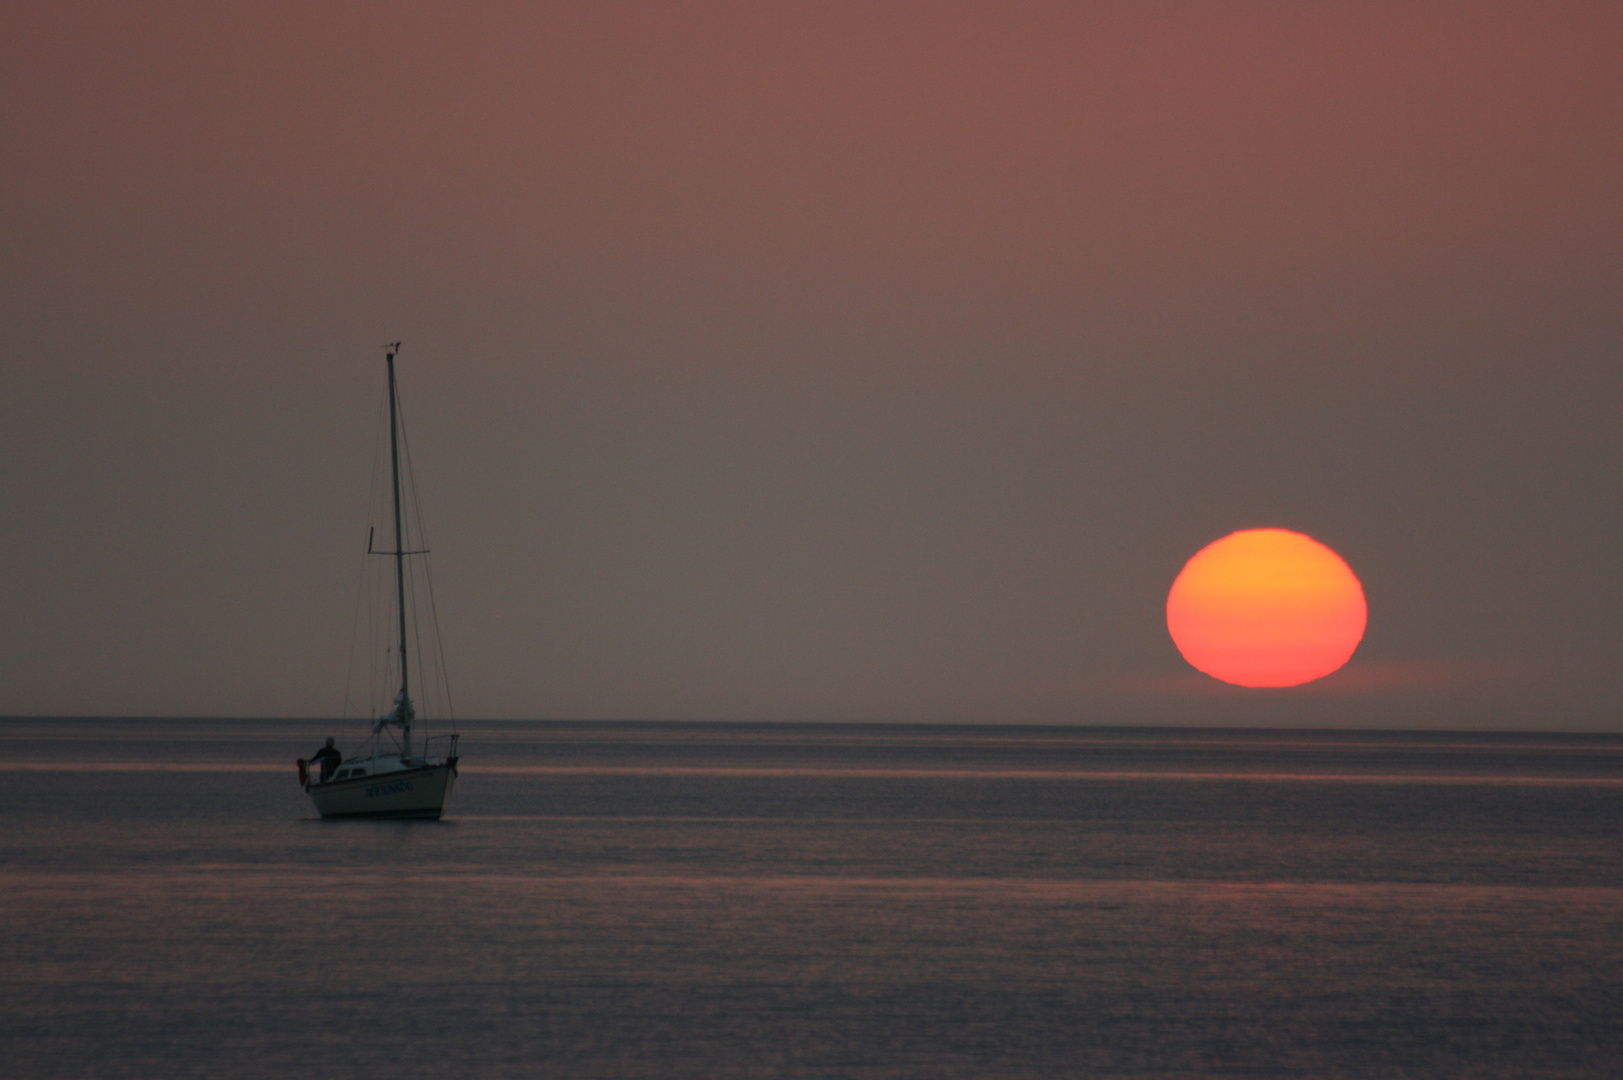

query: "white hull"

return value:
[306, 761, 456, 820]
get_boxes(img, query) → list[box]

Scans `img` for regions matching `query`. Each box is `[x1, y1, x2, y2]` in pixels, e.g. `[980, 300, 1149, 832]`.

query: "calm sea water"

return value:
[2, 719, 1620, 1078]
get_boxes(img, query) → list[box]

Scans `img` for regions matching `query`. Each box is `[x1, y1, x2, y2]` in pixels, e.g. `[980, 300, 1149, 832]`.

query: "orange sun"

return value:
[1166, 529, 1367, 688]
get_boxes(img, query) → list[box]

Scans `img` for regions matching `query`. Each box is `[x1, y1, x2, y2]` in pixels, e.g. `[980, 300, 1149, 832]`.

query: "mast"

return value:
[386, 345, 412, 756]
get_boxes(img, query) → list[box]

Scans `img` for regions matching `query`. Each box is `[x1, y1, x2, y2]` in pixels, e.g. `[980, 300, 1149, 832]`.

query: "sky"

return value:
[3, 2, 1621, 728]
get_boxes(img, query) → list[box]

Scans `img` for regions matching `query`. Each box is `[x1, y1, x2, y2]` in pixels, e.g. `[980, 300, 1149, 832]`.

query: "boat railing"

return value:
[296, 758, 343, 789]
[421, 733, 459, 762]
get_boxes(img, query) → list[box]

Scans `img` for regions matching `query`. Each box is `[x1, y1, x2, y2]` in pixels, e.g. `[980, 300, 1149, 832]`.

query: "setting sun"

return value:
[1167, 529, 1367, 688]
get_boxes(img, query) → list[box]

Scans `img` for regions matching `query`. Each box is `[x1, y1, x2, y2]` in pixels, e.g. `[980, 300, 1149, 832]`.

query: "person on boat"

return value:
[310, 738, 342, 781]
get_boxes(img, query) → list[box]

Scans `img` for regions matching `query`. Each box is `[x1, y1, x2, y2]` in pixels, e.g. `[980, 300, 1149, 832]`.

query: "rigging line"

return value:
[373, 556, 390, 721]
[396, 386, 455, 727]
[396, 396, 441, 734]
[343, 387, 394, 725]
[398, 401, 457, 724]
[423, 553, 457, 726]
[406, 541, 426, 718]
[373, 532, 394, 741]
[365, 386, 393, 729]
[396, 391, 426, 722]
[399, 395, 457, 726]
[338, 540, 369, 724]
[378, 396, 394, 728]
[378, 372, 411, 754]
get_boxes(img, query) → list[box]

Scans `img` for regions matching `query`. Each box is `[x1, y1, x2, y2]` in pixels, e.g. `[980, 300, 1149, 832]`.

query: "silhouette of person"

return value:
[310, 737, 342, 782]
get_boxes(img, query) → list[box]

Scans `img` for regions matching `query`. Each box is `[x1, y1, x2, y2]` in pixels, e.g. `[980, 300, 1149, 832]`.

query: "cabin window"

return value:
[335, 769, 352, 780]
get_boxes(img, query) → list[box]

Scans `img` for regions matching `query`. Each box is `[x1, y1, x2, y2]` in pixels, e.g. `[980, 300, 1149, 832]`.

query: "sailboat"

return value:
[298, 345, 459, 819]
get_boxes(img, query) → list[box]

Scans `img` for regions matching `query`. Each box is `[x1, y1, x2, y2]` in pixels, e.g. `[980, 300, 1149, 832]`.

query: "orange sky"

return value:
[2, 3, 1621, 726]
